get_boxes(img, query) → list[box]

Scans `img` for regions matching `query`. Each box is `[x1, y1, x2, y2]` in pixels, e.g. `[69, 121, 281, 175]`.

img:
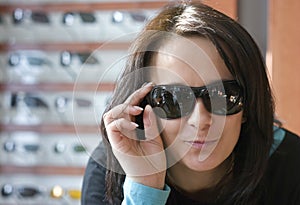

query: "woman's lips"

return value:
[184, 139, 218, 149]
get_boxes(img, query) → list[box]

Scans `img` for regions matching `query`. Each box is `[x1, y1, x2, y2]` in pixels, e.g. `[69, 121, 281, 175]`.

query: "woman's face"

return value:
[150, 36, 243, 171]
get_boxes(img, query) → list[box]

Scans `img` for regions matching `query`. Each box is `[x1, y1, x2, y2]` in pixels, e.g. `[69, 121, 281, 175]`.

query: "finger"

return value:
[103, 82, 153, 127]
[106, 118, 138, 147]
[124, 82, 154, 105]
[141, 105, 166, 172]
[103, 104, 143, 125]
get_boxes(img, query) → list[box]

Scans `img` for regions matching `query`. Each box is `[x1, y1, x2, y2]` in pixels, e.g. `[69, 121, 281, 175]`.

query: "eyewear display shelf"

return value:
[0, 1, 167, 205]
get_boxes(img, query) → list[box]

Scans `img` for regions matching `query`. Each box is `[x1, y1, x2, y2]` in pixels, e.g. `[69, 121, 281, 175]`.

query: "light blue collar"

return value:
[269, 125, 286, 156]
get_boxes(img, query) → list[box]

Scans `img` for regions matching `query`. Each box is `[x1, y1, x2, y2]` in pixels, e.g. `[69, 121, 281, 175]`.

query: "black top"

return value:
[262, 129, 300, 204]
[81, 129, 300, 205]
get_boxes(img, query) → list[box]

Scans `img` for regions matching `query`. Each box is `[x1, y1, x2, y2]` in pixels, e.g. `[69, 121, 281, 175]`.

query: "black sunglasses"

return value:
[12, 9, 50, 24]
[143, 80, 243, 119]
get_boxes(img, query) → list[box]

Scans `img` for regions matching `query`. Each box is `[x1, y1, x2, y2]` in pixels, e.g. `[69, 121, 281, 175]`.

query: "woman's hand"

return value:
[103, 83, 166, 189]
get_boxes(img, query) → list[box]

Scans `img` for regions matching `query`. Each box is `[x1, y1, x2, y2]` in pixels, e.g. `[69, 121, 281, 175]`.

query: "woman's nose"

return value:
[187, 99, 212, 131]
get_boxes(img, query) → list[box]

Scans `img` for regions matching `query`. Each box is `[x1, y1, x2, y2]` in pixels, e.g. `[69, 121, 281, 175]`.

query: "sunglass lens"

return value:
[31, 12, 50, 23]
[150, 87, 181, 119]
[149, 86, 195, 119]
[210, 81, 243, 115]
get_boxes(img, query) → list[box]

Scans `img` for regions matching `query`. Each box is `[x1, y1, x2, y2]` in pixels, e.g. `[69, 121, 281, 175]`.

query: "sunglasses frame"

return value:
[145, 80, 244, 119]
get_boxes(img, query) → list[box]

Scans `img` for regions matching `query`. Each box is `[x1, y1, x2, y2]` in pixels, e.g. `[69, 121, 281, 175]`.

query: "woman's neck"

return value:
[166, 155, 233, 200]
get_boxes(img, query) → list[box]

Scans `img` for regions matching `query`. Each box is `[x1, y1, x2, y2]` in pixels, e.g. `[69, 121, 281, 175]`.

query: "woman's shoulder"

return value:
[269, 127, 300, 170]
[274, 128, 300, 158]
[270, 129, 299, 182]
[262, 128, 300, 204]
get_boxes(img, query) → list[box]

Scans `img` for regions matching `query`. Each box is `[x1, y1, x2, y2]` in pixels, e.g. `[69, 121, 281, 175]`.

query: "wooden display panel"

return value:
[268, 0, 300, 135]
[0, 82, 115, 92]
[203, 0, 237, 19]
[0, 165, 85, 175]
[0, 42, 130, 52]
[0, 124, 100, 133]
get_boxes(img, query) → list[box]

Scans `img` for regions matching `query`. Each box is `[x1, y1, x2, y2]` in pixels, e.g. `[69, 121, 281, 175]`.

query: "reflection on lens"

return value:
[13, 8, 24, 24]
[8, 53, 21, 66]
[68, 189, 81, 200]
[73, 144, 86, 153]
[1, 184, 13, 197]
[54, 142, 66, 153]
[130, 12, 146, 22]
[79, 12, 96, 23]
[3, 141, 16, 152]
[112, 11, 124, 23]
[60, 51, 72, 66]
[18, 186, 40, 197]
[31, 12, 50, 23]
[50, 185, 64, 199]
[62, 12, 75, 26]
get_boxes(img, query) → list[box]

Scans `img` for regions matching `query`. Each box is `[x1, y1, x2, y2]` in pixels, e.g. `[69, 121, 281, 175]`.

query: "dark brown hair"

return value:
[101, 2, 274, 204]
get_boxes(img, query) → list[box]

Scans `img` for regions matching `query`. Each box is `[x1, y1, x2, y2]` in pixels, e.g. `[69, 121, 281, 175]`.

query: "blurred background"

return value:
[0, 0, 299, 204]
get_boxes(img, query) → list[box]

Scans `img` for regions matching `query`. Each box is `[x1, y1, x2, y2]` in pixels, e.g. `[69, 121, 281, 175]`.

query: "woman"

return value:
[81, 2, 300, 205]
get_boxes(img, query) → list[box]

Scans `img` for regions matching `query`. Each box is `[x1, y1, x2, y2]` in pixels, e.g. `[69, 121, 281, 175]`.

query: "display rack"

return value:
[0, 1, 167, 12]
[0, 1, 238, 204]
[0, 1, 167, 204]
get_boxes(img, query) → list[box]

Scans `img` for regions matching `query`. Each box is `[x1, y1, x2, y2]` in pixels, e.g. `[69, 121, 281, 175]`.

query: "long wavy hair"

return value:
[101, 2, 274, 204]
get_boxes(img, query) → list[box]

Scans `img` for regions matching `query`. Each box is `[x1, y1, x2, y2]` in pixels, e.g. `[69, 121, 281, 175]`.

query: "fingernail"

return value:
[133, 106, 143, 111]
[131, 122, 139, 127]
[143, 106, 152, 128]
[142, 82, 153, 87]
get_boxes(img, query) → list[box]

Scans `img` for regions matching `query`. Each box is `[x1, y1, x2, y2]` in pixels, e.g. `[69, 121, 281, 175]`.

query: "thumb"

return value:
[143, 105, 161, 141]
[142, 105, 166, 173]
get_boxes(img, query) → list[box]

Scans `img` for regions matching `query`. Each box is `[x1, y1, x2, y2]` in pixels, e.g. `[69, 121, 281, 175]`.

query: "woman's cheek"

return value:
[160, 119, 184, 147]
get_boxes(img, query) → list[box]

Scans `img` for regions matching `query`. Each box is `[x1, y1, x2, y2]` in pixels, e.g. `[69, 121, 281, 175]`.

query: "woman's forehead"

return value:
[149, 36, 233, 85]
